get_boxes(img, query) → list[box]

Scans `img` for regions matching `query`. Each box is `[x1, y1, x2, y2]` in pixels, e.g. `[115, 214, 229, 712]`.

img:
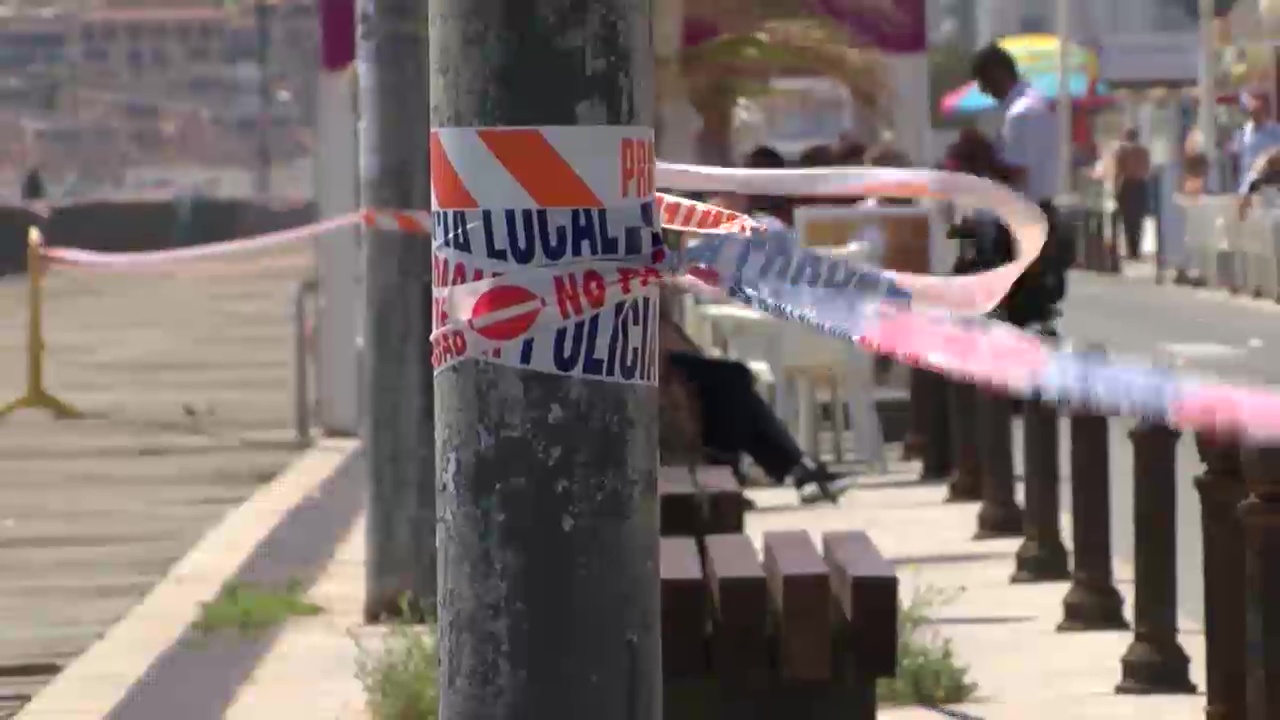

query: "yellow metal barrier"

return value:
[0, 227, 81, 420]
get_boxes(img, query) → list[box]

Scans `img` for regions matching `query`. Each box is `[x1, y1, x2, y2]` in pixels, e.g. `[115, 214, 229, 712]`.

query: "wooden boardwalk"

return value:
[0, 242, 314, 717]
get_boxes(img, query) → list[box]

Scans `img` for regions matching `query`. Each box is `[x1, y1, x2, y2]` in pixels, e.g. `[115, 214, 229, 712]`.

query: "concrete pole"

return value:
[314, 0, 361, 437]
[1056, 0, 1073, 198]
[429, 0, 661, 716]
[357, 0, 436, 621]
[1199, 0, 1219, 192]
[312, 0, 362, 437]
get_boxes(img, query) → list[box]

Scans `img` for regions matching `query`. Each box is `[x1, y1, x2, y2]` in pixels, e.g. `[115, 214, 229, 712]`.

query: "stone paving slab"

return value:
[0, 244, 314, 717]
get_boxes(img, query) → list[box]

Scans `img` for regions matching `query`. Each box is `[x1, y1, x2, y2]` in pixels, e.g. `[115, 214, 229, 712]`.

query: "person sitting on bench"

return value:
[659, 297, 846, 505]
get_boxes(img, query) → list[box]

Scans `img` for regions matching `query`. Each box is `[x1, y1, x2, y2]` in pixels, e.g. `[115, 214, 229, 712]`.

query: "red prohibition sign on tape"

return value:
[468, 284, 545, 343]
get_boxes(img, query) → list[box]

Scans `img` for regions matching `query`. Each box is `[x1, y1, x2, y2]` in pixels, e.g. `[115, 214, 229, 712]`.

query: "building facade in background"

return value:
[0, 0, 319, 198]
[972, 0, 1203, 86]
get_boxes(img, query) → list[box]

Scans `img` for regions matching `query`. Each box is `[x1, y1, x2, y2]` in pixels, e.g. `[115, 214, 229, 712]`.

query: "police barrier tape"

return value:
[423, 162, 1280, 441]
[424, 155, 1045, 383]
[38, 213, 363, 267]
[27, 163, 1280, 441]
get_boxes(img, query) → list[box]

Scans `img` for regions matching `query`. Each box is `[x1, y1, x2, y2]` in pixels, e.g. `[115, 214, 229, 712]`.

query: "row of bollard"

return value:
[905, 360, 1280, 719]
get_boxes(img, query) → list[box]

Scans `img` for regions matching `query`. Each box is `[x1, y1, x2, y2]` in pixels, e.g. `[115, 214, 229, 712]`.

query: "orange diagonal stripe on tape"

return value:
[477, 129, 603, 208]
[430, 132, 479, 209]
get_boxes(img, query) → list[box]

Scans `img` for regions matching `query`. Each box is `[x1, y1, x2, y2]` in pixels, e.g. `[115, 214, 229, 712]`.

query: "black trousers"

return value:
[667, 351, 803, 482]
[960, 200, 1066, 328]
[1117, 180, 1149, 259]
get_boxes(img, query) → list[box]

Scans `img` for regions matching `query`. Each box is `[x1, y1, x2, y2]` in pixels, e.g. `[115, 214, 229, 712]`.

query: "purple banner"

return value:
[810, 0, 925, 54]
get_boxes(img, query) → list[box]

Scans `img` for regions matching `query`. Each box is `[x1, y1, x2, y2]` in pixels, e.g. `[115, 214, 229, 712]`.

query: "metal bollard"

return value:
[1239, 444, 1280, 719]
[1012, 396, 1068, 582]
[1059, 398, 1129, 632]
[974, 385, 1022, 539]
[1195, 435, 1247, 720]
[293, 278, 318, 447]
[918, 371, 952, 483]
[1116, 421, 1195, 695]
[945, 379, 982, 503]
[902, 368, 929, 461]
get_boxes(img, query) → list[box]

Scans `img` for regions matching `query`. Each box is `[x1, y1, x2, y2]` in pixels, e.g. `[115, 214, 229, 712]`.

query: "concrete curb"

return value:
[15, 438, 360, 720]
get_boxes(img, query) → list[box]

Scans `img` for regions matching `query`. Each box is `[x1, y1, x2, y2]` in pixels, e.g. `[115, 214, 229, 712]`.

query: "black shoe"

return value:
[791, 461, 848, 505]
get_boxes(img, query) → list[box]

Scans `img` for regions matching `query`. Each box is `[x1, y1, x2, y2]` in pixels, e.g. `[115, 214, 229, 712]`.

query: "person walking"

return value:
[1232, 90, 1280, 192]
[1237, 146, 1280, 220]
[20, 165, 51, 224]
[20, 167, 45, 203]
[970, 42, 1071, 328]
[1112, 127, 1152, 260]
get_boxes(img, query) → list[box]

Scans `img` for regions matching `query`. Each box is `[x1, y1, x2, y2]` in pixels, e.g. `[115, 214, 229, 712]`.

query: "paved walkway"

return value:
[197, 457, 1206, 720]
[753, 471, 1206, 720]
[224, 513, 371, 720]
[0, 243, 313, 717]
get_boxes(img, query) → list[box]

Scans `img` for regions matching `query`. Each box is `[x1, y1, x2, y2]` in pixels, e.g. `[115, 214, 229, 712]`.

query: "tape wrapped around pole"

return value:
[27, 158, 1280, 442]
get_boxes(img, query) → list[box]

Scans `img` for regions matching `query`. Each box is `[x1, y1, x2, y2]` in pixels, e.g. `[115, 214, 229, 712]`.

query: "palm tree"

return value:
[670, 13, 897, 164]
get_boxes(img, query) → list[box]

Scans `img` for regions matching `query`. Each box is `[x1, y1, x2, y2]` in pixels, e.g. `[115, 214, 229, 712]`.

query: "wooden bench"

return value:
[657, 466, 899, 719]
[659, 466, 747, 538]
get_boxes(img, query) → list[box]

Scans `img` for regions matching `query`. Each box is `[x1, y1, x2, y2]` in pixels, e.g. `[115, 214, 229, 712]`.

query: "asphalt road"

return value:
[1044, 269, 1280, 630]
[1061, 269, 1280, 385]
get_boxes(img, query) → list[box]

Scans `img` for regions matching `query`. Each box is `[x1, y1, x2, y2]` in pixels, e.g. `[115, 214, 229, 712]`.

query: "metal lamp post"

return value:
[1056, 0, 1073, 199]
[1199, 0, 1220, 192]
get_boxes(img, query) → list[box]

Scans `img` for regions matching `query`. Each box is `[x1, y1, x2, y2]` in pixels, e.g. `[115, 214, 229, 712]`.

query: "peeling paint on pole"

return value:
[429, 0, 659, 716]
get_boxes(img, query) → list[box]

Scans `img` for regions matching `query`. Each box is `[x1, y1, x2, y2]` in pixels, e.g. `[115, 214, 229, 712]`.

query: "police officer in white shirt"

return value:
[970, 43, 1072, 329]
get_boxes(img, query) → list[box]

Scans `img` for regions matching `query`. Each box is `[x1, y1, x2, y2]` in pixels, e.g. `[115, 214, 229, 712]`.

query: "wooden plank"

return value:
[660, 537, 708, 678]
[822, 530, 898, 680]
[658, 466, 700, 537]
[702, 533, 768, 678]
[693, 467, 745, 535]
[762, 530, 832, 681]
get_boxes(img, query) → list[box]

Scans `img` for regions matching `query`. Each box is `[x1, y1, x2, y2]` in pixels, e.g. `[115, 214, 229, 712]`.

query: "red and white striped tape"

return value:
[28, 147, 1280, 441]
[35, 194, 744, 269]
[40, 213, 362, 268]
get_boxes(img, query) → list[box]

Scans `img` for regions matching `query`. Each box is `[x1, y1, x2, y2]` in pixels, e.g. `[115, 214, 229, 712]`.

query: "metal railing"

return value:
[1171, 193, 1280, 298]
[293, 276, 318, 446]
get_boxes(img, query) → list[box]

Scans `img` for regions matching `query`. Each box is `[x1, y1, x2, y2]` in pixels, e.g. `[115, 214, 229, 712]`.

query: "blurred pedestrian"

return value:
[1112, 127, 1151, 260]
[1231, 90, 1280, 192]
[21, 166, 45, 203]
[1183, 128, 1209, 194]
[742, 145, 792, 229]
[833, 134, 867, 166]
[941, 127, 1053, 331]
[1237, 146, 1280, 220]
[971, 41, 1069, 328]
[21, 166, 49, 223]
[798, 143, 835, 167]
[794, 143, 836, 209]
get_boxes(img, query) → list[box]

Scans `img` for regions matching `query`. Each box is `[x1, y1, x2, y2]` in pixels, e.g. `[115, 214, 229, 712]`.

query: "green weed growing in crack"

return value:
[354, 595, 438, 720]
[877, 582, 979, 707]
[192, 578, 322, 637]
